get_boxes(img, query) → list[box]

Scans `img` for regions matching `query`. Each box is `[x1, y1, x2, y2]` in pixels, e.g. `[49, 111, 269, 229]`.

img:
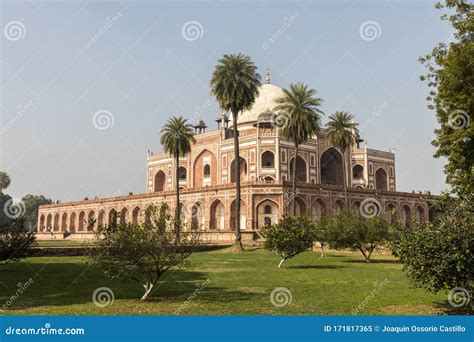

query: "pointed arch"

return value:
[385, 203, 397, 224]
[154, 170, 166, 192]
[108, 209, 118, 227]
[311, 199, 327, 220]
[69, 212, 76, 232]
[193, 149, 217, 187]
[230, 157, 248, 183]
[178, 166, 187, 181]
[191, 202, 205, 230]
[210, 200, 225, 230]
[333, 200, 345, 215]
[289, 155, 307, 182]
[78, 211, 85, 231]
[120, 207, 128, 224]
[46, 214, 52, 231]
[400, 205, 412, 228]
[87, 210, 95, 231]
[294, 197, 307, 216]
[351, 201, 361, 214]
[53, 213, 60, 232]
[375, 167, 388, 190]
[352, 164, 364, 179]
[132, 206, 141, 224]
[61, 213, 68, 231]
[415, 205, 425, 222]
[97, 210, 106, 228]
[261, 150, 275, 168]
[320, 148, 344, 185]
[230, 199, 247, 230]
[256, 199, 279, 228]
[39, 214, 45, 231]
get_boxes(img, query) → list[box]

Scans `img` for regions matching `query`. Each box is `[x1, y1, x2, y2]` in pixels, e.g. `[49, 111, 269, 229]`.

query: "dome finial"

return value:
[265, 66, 270, 84]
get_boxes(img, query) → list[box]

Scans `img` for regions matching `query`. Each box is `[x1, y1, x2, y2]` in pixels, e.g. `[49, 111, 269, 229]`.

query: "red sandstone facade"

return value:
[37, 82, 434, 243]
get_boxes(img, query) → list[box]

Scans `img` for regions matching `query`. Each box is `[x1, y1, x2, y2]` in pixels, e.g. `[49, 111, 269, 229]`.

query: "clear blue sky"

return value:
[1, 0, 451, 202]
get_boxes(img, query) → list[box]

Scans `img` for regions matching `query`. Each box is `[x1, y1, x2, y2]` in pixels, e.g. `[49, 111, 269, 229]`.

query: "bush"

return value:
[261, 215, 316, 268]
[390, 193, 473, 294]
[326, 211, 391, 262]
[0, 222, 36, 265]
[88, 203, 200, 301]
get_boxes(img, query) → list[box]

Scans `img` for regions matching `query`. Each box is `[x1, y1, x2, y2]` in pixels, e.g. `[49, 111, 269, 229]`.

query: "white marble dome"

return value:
[228, 83, 284, 126]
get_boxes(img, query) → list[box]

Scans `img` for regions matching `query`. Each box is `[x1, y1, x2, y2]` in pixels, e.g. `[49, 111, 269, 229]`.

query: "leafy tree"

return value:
[0, 171, 11, 194]
[325, 112, 358, 207]
[0, 218, 36, 265]
[419, 0, 473, 193]
[21, 195, 52, 230]
[88, 203, 200, 301]
[274, 83, 323, 214]
[210, 53, 261, 251]
[161, 116, 196, 242]
[326, 211, 390, 262]
[261, 215, 316, 268]
[390, 192, 473, 295]
[0, 193, 13, 229]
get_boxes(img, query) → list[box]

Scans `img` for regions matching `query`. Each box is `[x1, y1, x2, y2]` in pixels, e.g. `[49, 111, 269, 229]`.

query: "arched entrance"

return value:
[154, 171, 166, 192]
[69, 212, 76, 232]
[415, 206, 425, 222]
[320, 148, 344, 185]
[230, 199, 247, 230]
[191, 202, 205, 230]
[78, 211, 85, 231]
[87, 211, 95, 231]
[257, 200, 279, 228]
[400, 205, 411, 228]
[375, 168, 388, 190]
[193, 149, 217, 187]
[289, 156, 307, 182]
[61, 213, 67, 231]
[132, 206, 140, 224]
[311, 199, 326, 220]
[120, 207, 128, 224]
[109, 209, 118, 227]
[210, 200, 225, 230]
[261, 151, 275, 168]
[294, 197, 307, 216]
[230, 157, 248, 183]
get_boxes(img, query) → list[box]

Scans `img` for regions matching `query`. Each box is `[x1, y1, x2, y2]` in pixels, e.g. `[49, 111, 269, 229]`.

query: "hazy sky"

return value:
[1, 0, 451, 202]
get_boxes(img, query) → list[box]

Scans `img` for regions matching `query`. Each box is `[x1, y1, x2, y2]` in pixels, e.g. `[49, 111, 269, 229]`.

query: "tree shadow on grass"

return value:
[0, 262, 258, 312]
[287, 265, 347, 270]
[432, 301, 474, 315]
[342, 259, 400, 264]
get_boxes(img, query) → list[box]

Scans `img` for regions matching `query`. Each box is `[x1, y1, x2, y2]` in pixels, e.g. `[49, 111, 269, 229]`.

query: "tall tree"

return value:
[0, 171, 11, 194]
[325, 111, 358, 207]
[419, 0, 473, 194]
[210, 53, 261, 251]
[274, 83, 323, 214]
[161, 116, 196, 242]
[21, 195, 52, 230]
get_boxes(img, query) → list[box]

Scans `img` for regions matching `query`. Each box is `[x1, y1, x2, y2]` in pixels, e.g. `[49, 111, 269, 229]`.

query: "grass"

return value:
[0, 248, 456, 315]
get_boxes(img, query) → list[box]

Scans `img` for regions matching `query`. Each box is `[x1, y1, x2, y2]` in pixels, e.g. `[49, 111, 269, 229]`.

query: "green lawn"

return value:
[0, 249, 454, 315]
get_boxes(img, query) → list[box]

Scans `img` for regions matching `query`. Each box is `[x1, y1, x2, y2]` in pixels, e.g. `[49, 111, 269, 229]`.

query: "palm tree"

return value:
[0, 171, 11, 194]
[274, 83, 324, 215]
[160, 116, 196, 242]
[210, 53, 261, 251]
[325, 111, 359, 207]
